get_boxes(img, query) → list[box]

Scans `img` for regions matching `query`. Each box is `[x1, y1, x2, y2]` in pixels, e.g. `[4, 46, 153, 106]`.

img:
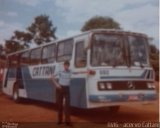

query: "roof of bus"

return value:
[7, 29, 148, 56]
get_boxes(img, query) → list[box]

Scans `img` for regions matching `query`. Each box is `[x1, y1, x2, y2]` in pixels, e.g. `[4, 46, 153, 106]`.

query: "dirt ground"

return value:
[0, 82, 159, 128]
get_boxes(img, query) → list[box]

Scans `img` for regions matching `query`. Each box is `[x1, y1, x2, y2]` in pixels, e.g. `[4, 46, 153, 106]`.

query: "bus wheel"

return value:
[108, 106, 120, 113]
[13, 85, 20, 103]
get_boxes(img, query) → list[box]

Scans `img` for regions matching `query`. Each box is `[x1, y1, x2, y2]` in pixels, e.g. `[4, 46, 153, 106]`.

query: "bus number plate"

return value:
[100, 70, 109, 75]
[128, 95, 139, 101]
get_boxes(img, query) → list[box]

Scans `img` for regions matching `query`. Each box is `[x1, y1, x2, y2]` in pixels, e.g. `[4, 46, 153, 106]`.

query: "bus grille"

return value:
[97, 81, 154, 91]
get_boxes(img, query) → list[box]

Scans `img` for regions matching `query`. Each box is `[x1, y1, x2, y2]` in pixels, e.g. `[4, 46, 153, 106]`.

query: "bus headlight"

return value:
[147, 83, 155, 89]
[106, 83, 112, 90]
[99, 83, 105, 90]
[147, 83, 152, 89]
[152, 85, 155, 89]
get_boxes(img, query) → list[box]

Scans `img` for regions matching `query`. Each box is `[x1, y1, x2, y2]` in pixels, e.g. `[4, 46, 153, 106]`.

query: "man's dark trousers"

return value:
[56, 86, 71, 123]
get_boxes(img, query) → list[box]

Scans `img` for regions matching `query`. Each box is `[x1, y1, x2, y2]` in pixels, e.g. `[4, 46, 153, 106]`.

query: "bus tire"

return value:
[108, 106, 120, 113]
[12, 84, 20, 103]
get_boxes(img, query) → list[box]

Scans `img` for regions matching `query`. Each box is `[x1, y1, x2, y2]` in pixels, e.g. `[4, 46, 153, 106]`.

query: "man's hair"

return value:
[64, 60, 70, 66]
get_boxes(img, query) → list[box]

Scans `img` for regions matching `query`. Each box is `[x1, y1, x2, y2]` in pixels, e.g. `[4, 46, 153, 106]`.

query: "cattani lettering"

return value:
[32, 66, 55, 77]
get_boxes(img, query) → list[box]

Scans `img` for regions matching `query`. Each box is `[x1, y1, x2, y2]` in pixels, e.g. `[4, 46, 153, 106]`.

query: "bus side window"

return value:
[21, 51, 30, 66]
[42, 44, 56, 64]
[75, 41, 87, 68]
[7, 54, 19, 80]
[8, 55, 19, 68]
[57, 38, 73, 62]
[30, 48, 41, 65]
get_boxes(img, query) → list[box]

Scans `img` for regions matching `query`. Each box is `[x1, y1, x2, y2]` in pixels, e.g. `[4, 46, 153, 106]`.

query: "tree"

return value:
[0, 44, 6, 60]
[5, 39, 24, 53]
[0, 44, 5, 58]
[4, 14, 57, 53]
[4, 30, 32, 53]
[13, 30, 32, 48]
[0, 44, 5, 54]
[28, 14, 56, 45]
[0, 44, 3, 55]
[81, 16, 121, 31]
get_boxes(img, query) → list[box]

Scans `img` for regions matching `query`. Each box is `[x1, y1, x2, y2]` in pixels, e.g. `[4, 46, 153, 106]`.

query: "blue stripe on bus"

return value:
[89, 93, 157, 103]
[21, 67, 87, 108]
[21, 66, 56, 102]
[101, 76, 145, 79]
[21, 66, 55, 102]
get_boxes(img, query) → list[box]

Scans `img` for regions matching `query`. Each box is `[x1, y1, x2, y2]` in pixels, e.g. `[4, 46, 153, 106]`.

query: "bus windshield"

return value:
[91, 33, 148, 67]
[91, 34, 125, 66]
[128, 35, 148, 66]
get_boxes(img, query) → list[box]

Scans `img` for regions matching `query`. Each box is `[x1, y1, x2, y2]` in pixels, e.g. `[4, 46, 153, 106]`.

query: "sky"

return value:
[0, 0, 159, 47]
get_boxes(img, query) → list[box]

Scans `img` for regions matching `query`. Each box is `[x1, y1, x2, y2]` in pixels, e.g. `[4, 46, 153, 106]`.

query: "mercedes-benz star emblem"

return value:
[127, 81, 135, 90]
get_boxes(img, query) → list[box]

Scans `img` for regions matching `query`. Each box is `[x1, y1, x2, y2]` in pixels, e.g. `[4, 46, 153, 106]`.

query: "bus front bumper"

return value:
[89, 93, 157, 103]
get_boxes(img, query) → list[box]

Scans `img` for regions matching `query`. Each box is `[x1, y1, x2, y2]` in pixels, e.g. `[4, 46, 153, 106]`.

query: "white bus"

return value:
[2, 29, 157, 111]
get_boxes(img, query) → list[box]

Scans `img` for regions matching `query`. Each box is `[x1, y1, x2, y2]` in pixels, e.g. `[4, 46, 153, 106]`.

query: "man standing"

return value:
[51, 61, 72, 126]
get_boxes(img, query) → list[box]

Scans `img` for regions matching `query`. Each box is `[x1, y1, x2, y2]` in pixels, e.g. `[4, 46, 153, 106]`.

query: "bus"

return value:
[0, 58, 6, 91]
[2, 29, 157, 111]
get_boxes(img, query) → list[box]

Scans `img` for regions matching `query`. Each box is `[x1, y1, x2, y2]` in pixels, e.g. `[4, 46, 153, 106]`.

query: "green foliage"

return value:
[0, 44, 3, 57]
[4, 14, 57, 53]
[0, 44, 3, 53]
[14, 31, 32, 43]
[5, 40, 24, 53]
[81, 16, 121, 32]
[28, 14, 56, 45]
[13, 30, 32, 48]
[5, 30, 32, 53]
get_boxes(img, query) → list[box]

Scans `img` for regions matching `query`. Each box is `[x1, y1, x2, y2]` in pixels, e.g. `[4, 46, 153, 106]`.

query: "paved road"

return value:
[0, 82, 159, 127]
